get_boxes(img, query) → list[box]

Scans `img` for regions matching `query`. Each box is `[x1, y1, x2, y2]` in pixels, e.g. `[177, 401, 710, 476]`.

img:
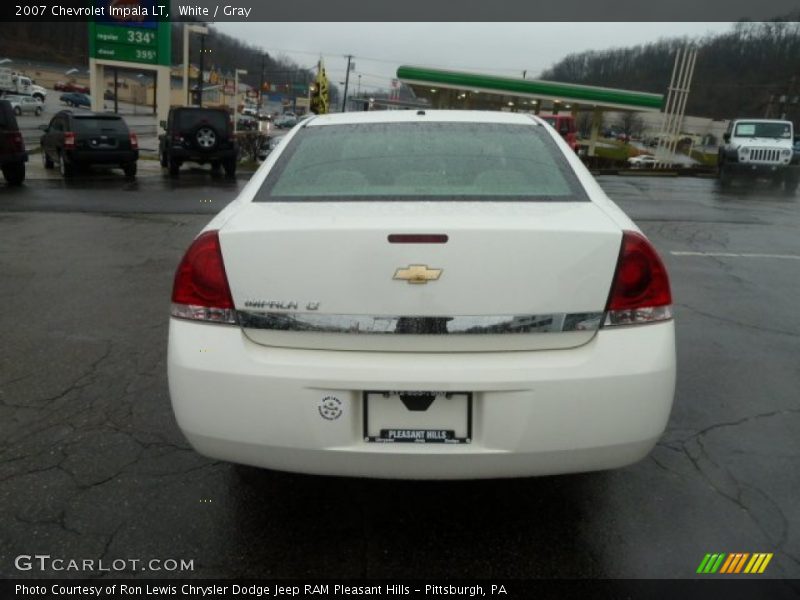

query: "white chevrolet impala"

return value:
[168, 110, 675, 479]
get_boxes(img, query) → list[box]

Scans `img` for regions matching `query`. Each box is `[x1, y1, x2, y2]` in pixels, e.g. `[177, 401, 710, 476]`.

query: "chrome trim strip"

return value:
[237, 311, 603, 335]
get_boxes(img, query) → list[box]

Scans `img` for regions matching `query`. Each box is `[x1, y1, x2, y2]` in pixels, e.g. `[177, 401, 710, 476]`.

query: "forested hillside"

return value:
[540, 21, 800, 120]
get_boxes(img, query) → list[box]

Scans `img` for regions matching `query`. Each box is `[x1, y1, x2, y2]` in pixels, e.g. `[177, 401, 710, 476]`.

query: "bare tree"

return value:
[616, 112, 645, 138]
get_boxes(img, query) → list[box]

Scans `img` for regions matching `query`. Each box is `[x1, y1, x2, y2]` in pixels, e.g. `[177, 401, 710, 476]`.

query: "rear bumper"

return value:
[168, 319, 676, 479]
[166, 146, 237, 162]
[67, 150, 138, 164]
[0, 151, 28, 165]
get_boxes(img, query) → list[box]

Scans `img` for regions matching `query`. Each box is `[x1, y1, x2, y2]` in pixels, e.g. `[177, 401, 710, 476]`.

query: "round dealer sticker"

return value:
[318, 396, 343, 420]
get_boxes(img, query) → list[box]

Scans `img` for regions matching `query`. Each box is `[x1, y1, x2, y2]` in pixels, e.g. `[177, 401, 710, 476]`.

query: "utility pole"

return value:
[198, 34, 205, 107]
[259, 53, 265, 113]
[341, 55, 352, 113]
[183, 24, 208, 107]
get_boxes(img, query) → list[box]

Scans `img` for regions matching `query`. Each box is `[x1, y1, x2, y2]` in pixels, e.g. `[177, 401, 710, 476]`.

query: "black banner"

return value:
[3, 579, 800, 600]
[1, 0, 799, 22]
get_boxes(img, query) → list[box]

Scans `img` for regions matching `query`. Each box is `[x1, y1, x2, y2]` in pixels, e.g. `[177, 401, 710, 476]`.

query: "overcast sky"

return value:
[214, 22, 734, 92]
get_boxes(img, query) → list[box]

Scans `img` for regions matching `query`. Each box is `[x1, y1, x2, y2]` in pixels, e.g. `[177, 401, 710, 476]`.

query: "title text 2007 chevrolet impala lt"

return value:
[167, 110, 675, 479]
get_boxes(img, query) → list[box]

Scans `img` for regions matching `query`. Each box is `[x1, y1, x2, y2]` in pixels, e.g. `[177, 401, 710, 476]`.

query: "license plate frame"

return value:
[363, 391, 472, 444]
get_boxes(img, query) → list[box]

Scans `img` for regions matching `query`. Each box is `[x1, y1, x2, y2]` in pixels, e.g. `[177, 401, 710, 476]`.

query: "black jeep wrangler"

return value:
[0, 99, 27, 186]
[159, 107, 238, 177]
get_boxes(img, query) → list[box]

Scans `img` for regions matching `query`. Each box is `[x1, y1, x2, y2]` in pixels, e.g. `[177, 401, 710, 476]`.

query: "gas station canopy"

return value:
[396, 65, 664, 113]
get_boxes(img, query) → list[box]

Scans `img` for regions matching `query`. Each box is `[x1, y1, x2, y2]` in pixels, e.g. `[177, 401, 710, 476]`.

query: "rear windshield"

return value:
[73, 117, 128, 134]
[734, 122, 792, 139]
[176, 109, 228, 131]
[255, 122, 587, 202]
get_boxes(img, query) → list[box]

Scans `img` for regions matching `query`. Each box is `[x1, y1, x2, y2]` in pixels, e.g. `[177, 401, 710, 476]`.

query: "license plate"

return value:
[363, 391, 472, 444]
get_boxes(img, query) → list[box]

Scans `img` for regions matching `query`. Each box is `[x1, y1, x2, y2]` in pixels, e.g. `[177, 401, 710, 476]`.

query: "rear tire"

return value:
[222, 158, 237, 178]
[122, 162, 137, 179]
[2, 162, 25, 186]
[14, 107, 21, 116]
[159, 150, 168, 168]
[58, 151, 74, 178]
[42, 151, 54, 169]
[168, 156, 181, 177]
[210, 160, 222, 172]
[35, 107, 42, 116]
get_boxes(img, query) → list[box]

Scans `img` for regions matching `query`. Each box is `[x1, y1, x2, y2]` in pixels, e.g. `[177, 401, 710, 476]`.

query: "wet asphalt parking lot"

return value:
[0, 172, 798, 580]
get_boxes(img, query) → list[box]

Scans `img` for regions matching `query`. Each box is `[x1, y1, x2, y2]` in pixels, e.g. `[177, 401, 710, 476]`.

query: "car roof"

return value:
[56, 110, 123, 119]
[733, 118, 792, 124]
[173, 106, 228, 113]
[305, 109, 542, 127]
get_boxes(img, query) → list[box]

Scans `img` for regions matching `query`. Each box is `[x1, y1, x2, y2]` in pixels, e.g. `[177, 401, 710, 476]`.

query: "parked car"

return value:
[167, 110, 676, 479]
[55, 81, 90, 94]
[274, 115, 297, 129]
[39, 111, 138, 179]
[158, 106, 238, 177]
[718, 119, 797, 193]
[0, 99, 27, 185]
[628, 154, 657, 168]
[60, 92, 91, 108]
[5, 94, 43, 116]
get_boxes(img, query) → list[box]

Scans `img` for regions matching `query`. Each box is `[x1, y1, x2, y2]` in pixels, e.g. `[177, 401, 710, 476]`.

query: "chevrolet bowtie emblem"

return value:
[393, 264, 443, 284]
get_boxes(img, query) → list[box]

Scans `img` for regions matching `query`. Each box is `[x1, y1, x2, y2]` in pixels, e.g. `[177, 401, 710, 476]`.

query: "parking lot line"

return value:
[671, 251, 800, 260]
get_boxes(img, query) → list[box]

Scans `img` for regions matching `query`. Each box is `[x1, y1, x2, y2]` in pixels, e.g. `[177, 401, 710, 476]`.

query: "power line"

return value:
[255, 46, 533, 77]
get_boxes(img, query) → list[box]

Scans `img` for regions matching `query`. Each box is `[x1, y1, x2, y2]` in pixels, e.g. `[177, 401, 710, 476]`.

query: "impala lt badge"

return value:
[393, 265, 443, 284]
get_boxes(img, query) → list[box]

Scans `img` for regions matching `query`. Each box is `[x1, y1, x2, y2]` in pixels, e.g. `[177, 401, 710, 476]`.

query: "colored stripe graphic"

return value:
[735, 553, 750, 573]
[745, 554, 761, 573]
[758, 554, 773, 573]
[699, 553, 773, 574]
[720, 553, 738, 573]
[701, 554, 726, 573]
[697, 554, 713, 574]
[719, 554, 736, 573]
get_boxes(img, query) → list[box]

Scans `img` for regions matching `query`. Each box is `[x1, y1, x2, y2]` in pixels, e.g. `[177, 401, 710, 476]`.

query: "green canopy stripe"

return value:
[397, 66, 663, 110]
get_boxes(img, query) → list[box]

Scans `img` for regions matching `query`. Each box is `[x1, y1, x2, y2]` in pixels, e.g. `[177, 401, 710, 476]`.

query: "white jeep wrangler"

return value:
[718, 119, 799, 193]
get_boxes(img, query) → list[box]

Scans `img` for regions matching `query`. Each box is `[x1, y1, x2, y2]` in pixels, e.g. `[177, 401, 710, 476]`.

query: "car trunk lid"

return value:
[219, 201, 622, 352]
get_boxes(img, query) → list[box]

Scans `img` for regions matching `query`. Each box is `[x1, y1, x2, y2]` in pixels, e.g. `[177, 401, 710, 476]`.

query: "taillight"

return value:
[604, 230, 672, 327]
[9, 131, 24, 152]
[171, 230, 237, 325]
[129, 132, 138, 150]
[64, 131, 75, 150]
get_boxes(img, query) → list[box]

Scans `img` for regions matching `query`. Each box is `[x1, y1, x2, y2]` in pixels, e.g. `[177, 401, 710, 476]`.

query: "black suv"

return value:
[158, 107, 238, 177]
[0, 99, 27, 185]
[39, 111, 139, 179]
